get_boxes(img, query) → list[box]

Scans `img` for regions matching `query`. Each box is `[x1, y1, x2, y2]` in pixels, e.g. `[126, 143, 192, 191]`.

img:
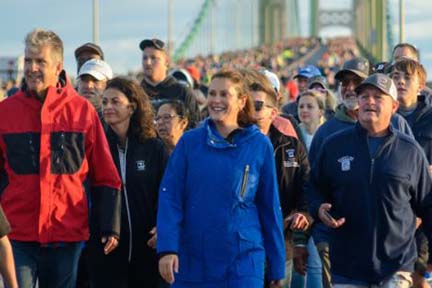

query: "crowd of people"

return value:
[0, 26, 432, 288]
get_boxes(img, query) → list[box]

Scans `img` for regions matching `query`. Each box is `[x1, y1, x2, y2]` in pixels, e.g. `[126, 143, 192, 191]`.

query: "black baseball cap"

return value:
[74, 43, 104, 60]
[335, 57, 370, 81]
[139, 38, 166, 51]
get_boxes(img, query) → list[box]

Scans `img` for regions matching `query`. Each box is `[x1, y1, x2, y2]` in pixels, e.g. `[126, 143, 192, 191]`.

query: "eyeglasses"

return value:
[254, 100, 274, 112]
[155, 114, 180, 122]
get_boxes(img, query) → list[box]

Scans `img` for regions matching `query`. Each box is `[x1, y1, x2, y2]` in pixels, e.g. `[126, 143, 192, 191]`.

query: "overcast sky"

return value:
[1, 0, 431, 79]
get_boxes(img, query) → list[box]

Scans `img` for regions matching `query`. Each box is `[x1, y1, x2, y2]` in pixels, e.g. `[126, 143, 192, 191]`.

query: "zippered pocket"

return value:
[240, 165, 250, 199]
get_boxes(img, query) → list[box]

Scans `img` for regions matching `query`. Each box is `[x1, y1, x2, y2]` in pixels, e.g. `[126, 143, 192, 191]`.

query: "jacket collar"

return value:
[335, 103, 357, 124]
[204, 118, 258, 149]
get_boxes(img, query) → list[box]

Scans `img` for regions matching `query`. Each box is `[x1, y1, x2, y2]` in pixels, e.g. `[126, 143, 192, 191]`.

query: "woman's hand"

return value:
[147, 227, 157, 249]
[101, 235, 119, 255]
[159, 254, 179, 284]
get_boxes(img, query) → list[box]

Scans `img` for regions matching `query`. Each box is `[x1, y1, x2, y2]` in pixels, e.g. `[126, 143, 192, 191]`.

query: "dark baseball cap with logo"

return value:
[335, 57, 370, 81]
[308, 75, 328, 89]
[355, 73, 397, 101]
[74, 43, 104, 60]
[139, 38, 166, 51]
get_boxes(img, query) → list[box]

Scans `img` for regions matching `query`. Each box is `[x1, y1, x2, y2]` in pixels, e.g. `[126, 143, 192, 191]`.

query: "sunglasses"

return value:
[140, 38, 166, 51]
[254, 100, 274, 112]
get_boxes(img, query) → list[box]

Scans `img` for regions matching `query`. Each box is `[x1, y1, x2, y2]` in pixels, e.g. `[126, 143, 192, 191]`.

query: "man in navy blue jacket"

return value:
[311, 73, 432, 287]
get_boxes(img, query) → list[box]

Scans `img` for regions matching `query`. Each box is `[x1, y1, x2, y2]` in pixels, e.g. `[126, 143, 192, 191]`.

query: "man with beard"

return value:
[139, 38, 200, 127]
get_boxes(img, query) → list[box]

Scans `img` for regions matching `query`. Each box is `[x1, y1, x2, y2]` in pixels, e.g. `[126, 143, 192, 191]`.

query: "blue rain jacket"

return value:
[157, 118, 285, 285]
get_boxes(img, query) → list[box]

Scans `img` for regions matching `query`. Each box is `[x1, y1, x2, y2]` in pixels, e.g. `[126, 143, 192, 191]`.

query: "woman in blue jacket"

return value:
[157, 69, 286, 288]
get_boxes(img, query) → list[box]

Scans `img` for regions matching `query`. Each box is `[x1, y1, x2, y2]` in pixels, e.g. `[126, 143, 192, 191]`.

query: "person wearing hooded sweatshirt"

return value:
[139, 38, 200, 127]
[157, 69, 285, 288]
[391, 58, 432, 288]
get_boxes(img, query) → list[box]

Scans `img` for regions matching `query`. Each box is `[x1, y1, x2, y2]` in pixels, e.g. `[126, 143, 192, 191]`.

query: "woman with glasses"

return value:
[155, 100, 189, 154]
[87, 77, 169, 287]
[157, 69, 285, 287]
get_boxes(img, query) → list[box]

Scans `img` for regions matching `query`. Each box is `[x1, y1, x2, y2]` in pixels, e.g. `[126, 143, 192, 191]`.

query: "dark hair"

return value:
[211, 69, 256, 127]
[158, 99, 191, 128]
[106, 77, 157, 141]
[392, 43, 419, 61]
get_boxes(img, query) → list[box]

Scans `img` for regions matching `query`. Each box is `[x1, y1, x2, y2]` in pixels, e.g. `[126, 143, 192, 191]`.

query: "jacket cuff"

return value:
[91, 186, 121, 237]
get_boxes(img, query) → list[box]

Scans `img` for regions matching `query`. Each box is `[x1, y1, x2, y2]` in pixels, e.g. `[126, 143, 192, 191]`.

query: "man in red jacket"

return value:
[0, 28, 121, 287]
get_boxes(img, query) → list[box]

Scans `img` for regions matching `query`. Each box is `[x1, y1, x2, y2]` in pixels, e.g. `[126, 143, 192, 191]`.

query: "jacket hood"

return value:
[335, 103, 357, 124]
[204, 118, 260, 149]
[272, 115, 298, 139]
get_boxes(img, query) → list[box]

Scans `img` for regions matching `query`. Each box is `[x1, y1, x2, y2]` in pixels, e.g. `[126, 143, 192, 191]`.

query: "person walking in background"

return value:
[139, 38, 200, 127]
[0, 28, 121, 288]
[155, 100, 190, 155]
[77, 59, 113, 118]
[74, 42, 105, 74]
[246, 69, 311, 288]
[297, 90, 326, 150]
[157, 69, 285, 287]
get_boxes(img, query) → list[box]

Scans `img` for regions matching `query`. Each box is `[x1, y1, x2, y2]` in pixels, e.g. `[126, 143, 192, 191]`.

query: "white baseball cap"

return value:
[261, 69, 281, 93]
[78, 59, 113, 81]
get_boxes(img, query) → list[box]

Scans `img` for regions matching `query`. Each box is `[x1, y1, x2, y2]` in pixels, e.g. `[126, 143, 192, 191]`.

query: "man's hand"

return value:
[269, 279, 284, 288]
[284, 213, 309, 231]
[293, 246, 308, 275]
[101, 235, 118, 255]
[318, 203, 345, 228]
[159, 254, 179, 284]
[147, 227, 157, 249]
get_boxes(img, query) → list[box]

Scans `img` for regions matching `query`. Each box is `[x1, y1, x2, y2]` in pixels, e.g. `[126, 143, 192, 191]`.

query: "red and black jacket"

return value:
[0, 71, 121, 243]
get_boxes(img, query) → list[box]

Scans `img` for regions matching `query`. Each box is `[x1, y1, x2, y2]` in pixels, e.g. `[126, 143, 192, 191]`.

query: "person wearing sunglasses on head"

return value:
[139, 38, 201, 128]
[242, 69, 312, 288]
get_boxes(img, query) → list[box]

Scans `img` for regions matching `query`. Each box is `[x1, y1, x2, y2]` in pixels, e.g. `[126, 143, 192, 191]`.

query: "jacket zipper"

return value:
[118, 139, 133, 262]
[240, 165, 249, 199]
[369, 158, 375, 184]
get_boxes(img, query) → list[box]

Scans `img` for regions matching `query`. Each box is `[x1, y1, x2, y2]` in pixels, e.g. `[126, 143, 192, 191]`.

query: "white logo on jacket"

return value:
[284, 149, 299, 167]
[136, 160, 146, 171]
[337, 156, 354, 171]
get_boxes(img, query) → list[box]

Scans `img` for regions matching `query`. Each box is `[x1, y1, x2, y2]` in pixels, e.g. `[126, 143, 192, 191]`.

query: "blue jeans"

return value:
[291, 237, 323, 288]
[11, 241, 82, 288]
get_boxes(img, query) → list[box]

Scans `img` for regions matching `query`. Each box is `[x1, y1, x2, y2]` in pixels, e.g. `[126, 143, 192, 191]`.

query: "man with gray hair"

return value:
[0, 28, 121, 287]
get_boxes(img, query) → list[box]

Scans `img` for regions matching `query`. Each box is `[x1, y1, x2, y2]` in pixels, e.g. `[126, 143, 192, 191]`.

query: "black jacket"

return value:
[106, 130, 169, 253]
[141, 75, 200, 127]
[269, 124, 310, 219]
